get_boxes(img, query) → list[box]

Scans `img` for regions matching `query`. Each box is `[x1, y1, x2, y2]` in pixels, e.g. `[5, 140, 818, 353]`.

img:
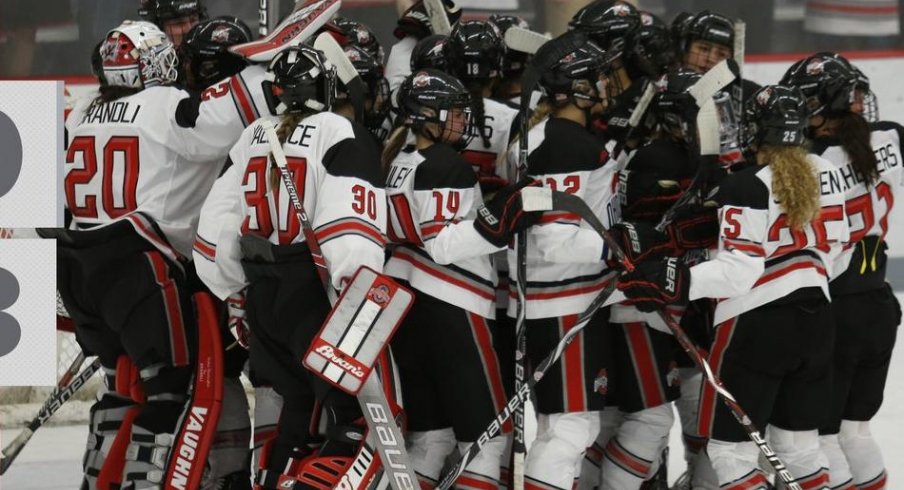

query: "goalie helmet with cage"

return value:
[539, 38, 615, 108]
[488, 14, 531, 78]
[780, 52, 875, 121]
[179, 16, 251, 90]
[398, 68, 473, 147]
[262, 46, 337, 115]
[446, 20, 506, 84]
[568, 1, 640, 58]
[99, 20, 179, 89]
[743, 85, 808, 149]
[653, 68, 738, 153]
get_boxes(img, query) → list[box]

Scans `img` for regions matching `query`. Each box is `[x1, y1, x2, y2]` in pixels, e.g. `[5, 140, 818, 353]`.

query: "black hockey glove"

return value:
[617, 257, 691, 312]
[608, 221, 676, 267]
[474, 178, 542, 248]
[664, 203, 719, 251]
[621, 173, 685, 221]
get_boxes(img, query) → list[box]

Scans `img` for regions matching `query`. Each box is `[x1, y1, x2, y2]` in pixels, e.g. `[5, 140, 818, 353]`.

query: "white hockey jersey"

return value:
[506, 117, 621, 319]
[194, 112, 387, 297]
[812, 122, 904, 294]
[65, 86, 246, 261]
[689, 155, 849, 325]
[386, 36, 418, 94]
[384, 143, 502, 318]
[463, 98, 519, 185]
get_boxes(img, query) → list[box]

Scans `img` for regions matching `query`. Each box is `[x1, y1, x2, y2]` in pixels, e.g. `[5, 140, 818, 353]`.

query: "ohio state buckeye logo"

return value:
[756, 86, 773, 106]
[367, 284, 391, 306]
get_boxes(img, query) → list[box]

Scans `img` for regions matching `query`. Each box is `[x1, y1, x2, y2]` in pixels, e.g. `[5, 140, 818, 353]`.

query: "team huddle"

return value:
[44, 0, 903, 489]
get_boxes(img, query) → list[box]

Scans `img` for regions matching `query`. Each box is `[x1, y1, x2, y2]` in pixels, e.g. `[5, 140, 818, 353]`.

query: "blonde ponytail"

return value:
[268, 113, 305, 192]
[762, 145, 821, 230]
[381, 125, 410, 176]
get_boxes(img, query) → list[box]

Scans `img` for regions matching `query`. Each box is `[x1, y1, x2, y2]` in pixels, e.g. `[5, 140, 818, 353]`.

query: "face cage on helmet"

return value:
[103, 32, 179, 89]
[409, 104, 474, 148]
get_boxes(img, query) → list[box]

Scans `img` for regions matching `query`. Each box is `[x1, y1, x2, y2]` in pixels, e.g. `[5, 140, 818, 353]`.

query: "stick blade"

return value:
[504, 27, 550, 55]
[424, 0, 452, 35]
[230, 0, 341, 62]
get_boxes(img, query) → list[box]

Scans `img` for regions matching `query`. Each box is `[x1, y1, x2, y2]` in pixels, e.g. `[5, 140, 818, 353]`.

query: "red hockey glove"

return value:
[227, 291, 250, 349]
[664, 204, 719, 251]
[474, 178, 542, 247]
[617, 257, 691, 312]
[608, 221, 676, 266]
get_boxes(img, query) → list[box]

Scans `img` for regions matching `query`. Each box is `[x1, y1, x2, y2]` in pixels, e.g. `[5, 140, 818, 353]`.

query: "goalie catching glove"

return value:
[617, 257, 691, 312]
[474, 178, 543, 247]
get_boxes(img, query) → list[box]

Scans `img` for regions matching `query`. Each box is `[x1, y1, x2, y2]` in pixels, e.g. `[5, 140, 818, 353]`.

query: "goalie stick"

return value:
[231, 0, 341, 62]
[260, 120, 419, 490]
[611, 79, 657, 160]
[0, 354, 101, 475]
[314, 32, 368, 128]
[424, 0, 452, 35]
[503, 27, 549, 55]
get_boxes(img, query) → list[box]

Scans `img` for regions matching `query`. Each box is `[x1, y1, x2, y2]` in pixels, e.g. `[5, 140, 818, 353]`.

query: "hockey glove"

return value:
[621, 173, 685, 221]
[617, 257, 691, 313]
[664, 203, 719, 251]
[227, 291, 250, 349]
[608, 221, 675, 266]
[474, 178, 542, 248]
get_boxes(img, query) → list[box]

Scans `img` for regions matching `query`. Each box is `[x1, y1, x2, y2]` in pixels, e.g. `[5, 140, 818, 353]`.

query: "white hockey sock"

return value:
[707, 439, 769, 489]
[252, 385, 283, 471]
[676, 369, 704, 466]
[578, 407, 622, 490]
[600, 404, 674, 490]
[838, 420, 887, 489]
[819, 434, 854, 489]
[456, 436, 505, 490]
[525, 412, 600, 490]
[769, 427, 828, 489]
[206, 377, 251, 482]
[407, 428, 456, 486]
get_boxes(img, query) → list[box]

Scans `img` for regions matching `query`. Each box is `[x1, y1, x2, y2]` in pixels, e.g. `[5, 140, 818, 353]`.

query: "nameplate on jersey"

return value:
[303, 267, 414, 395]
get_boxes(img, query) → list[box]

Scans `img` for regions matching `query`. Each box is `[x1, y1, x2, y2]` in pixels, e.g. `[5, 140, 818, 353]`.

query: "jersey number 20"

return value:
[65, 135, 139, 219]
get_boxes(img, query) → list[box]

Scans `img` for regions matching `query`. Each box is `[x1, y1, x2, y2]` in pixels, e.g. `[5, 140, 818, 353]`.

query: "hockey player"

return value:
[179, 15, 252, 91]
[139, 0, 207, 47]
[410, 34, 449, 73]
[383, 68, 538, 490]
[487, 14, 531, 103]
[783, 52, 904, 490]
[505, 33, 621, 490]
[617, 85, 850, 490]
[195, 45, 387, 489]
[59, 20, 247, 488]
[321, 16, 386, 64]
[385, 0, 461, 92]
[445, 20, 520, 192]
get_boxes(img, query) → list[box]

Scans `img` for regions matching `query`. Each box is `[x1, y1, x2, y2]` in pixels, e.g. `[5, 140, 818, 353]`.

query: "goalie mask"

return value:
[398, 69, 473, 149]
[488, 14, 531, 78]
[263, 46, 337, 115]
[100, 20, 179, 89]
[743, 85, 807, 149]
[780, 52, 874, 121]
[446, 20, 506, 84]
[179, 16, 251, 90]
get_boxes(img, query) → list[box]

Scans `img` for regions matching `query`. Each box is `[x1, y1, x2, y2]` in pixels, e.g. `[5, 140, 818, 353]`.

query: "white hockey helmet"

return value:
[100, 20, 179, 89]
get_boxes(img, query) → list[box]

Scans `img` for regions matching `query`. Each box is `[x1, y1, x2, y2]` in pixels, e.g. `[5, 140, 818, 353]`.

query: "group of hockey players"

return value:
[45, 0, 902, 488]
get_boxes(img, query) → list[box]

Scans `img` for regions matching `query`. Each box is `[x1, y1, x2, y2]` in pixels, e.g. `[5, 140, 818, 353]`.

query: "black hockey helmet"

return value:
[337, 44, 391, 132]
[488, 14, 531, 78]
[626, 11, 675, 77]
[397, 69, 472, 144]
[744, 85, 807, 148]
[652, 69, 702, 143]
[263, 46, 336, 115]
[569, 1, 640, 58]
[179, 16, 251, 90]
[682, 10, 734, 53]
[446, 20, 505, 84]
[779, 52, 864, 118]
[394, 0, 462, 40]
[321, 17, 385, 64]
[139, 0, 207, 24]
[410, 34, 450, 72]
[539, 37, 616, 107]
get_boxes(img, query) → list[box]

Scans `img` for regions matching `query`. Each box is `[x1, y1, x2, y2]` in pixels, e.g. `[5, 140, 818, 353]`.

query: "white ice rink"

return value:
[2, 294, 904, 489]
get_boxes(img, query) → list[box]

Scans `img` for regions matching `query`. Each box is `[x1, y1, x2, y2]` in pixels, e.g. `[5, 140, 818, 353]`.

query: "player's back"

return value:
[65, 86, 237, 258]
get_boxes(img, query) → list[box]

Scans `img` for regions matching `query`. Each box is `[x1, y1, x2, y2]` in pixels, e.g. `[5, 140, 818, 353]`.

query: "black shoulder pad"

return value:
[627, 140, 695, 180]
[528, 118, 608, 175]
[414, 144, 479, 190]
[322, 122, 383, 187]
[871, 120, 904, 146]
[712, 165, 769, 209]
[175, 91, 203, 128]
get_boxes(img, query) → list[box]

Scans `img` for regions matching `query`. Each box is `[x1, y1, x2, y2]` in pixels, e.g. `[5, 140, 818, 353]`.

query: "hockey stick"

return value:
[258, 0, 269, 37]
[424, 0, 452, 35]
[0, 355, 101, 475]
[260, 120, 419, 490]
[548, 193, 804, 490]
[503, 27, 550, 55]
[231, 0, 341, 62]
[611, 79, 657, 160]
[314, 32, 367, 125]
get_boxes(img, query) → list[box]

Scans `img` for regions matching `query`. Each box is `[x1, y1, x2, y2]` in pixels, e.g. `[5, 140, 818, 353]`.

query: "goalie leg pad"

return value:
[252, 385, 283, 471]
[82, 390, 138, 490]
[204, 376, 252, 487]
